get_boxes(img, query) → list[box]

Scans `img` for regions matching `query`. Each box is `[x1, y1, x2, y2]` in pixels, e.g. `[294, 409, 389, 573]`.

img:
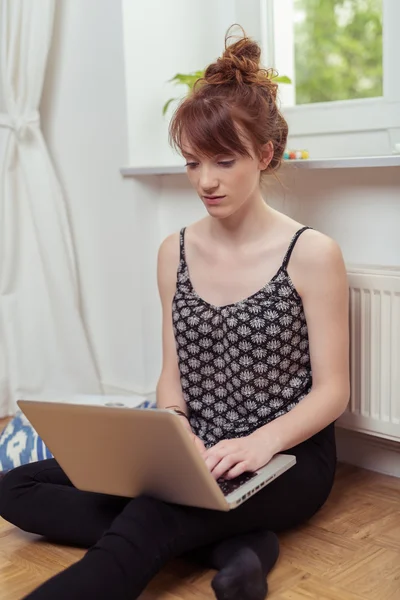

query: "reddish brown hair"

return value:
[169, 25, 288, 175]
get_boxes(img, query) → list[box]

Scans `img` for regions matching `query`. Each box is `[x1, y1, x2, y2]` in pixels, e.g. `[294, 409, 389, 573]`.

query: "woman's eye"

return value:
[184, 160, 235, 169]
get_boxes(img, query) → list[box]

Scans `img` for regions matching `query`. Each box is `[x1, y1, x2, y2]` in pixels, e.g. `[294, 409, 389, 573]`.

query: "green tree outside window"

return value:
[294, 0, 383, 104]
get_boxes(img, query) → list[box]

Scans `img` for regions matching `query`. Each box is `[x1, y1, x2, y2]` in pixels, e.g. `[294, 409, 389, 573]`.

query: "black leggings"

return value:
[0, 425, 336, 599]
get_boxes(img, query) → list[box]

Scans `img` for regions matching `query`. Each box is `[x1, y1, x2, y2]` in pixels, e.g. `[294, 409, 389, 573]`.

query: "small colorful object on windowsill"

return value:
[284, 149, 309, 160]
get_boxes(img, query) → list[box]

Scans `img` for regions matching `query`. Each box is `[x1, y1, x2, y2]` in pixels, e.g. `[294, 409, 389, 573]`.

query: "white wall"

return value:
[39, 0, 400, 400]
[122, 0, 400, 163]
[272, 167, 400, 266]
[41, 0, 161, 395]
[122, 0, 239, 169]
[122, 160, 392, 404]
[154, 167, 400, 477]
[36, 0, 399, 474]
[39, 0, 245, 396]
[158, 167, 400, 267]
[148, 167, 400, 381]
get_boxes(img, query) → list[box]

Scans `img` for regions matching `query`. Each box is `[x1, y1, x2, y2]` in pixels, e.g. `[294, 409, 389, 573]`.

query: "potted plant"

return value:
[163, 70, 291, 115]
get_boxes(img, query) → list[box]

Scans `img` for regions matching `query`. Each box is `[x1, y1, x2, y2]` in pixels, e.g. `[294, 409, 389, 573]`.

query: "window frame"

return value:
[259, 0, 400, 137]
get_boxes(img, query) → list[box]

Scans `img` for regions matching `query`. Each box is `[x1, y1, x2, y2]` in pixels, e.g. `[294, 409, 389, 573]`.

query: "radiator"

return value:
[337, 266, 400, 442]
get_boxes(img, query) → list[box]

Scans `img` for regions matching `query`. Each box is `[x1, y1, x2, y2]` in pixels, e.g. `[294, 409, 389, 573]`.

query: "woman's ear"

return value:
[259, 141, 274, 170]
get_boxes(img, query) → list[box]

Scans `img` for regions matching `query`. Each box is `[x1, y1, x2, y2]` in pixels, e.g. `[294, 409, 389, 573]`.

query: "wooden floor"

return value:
[0, 418, 400, 598]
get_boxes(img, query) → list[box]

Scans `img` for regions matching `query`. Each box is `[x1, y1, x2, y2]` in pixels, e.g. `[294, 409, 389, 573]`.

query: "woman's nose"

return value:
[199, 166, 219, 191]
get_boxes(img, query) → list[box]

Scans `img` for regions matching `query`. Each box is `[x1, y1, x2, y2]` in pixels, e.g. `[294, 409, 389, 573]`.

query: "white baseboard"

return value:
[335, 426, 400, 478]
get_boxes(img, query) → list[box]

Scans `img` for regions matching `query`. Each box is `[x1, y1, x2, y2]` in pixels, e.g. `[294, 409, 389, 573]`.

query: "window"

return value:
[259, 0, 400, 146]
[294, 0, 383, 106]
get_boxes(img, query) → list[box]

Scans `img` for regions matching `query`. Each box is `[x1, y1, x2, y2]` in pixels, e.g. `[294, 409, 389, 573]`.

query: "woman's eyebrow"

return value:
[182, 149, 197, 158]
[183, 152, 234, 160]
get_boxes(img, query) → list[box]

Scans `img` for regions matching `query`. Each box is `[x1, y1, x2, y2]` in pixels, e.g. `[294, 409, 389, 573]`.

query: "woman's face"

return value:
[181, 136, 273, 219]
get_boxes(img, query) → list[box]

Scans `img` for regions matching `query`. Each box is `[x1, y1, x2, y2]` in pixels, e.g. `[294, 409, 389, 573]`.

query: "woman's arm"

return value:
[253, 231, 350, 454]
[157, 234, 206, 456]
[156, 233, 191, 430]
[205, 231, 350, 479]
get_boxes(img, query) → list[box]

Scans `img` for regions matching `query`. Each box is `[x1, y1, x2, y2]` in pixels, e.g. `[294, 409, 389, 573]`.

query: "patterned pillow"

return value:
[0, 411, 53, 472]
[0, 398, 157, 473]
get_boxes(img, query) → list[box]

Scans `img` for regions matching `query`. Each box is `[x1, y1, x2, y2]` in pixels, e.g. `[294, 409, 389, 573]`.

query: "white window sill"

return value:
[120, 155, 400, 177]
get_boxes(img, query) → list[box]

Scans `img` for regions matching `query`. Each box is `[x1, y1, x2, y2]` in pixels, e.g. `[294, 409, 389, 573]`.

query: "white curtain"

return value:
[0, 0, 101, 417]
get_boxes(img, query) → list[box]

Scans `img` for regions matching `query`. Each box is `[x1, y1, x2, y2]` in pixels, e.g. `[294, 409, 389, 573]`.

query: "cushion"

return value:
[0, 411, 53, 472]
[0, 398, 157, 473]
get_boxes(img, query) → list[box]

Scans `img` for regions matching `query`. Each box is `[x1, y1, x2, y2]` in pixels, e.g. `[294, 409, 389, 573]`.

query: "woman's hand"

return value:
[204, 432, 276, 480]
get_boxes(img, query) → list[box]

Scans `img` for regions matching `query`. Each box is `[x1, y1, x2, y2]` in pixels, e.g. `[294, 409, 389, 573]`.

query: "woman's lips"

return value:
[203, 195, 226, 205]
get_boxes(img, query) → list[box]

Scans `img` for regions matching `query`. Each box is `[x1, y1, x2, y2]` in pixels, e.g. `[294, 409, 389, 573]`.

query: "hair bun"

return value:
[202, 25, 277, 99]
[170, 25, 288, 179]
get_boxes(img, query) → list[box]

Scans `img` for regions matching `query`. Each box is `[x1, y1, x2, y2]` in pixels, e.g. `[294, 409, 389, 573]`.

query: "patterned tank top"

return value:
[172, 226, 312, 447]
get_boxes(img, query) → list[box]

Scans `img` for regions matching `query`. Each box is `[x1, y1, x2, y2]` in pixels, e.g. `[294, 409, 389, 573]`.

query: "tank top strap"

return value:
[179, 227, 187, 263]
[281, 226, 312, 270]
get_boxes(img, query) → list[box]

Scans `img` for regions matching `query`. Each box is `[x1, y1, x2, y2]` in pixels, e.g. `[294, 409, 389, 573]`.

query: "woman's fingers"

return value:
[205, 445, 233, 473]
[226, 461, 249, 479]
[210, 454, 240, 480]
[204, 453, 221, 473]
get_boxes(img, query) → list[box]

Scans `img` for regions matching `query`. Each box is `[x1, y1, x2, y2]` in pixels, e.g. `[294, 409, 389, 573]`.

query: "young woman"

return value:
[0, 28, 349, 600]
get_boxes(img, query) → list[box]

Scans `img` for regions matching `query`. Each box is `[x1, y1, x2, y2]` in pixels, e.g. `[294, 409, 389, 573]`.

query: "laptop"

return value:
[17, 397, 296, 512]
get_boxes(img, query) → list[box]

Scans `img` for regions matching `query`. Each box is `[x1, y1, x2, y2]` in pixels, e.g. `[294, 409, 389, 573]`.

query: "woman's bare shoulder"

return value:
[291, 228, 343, 264]
[159, 218, 209, 254]
[288, 228, 346, 298]
[157, 233, 181, 299]
[158, 231, 180, 261]
[272, 208, 340, 259]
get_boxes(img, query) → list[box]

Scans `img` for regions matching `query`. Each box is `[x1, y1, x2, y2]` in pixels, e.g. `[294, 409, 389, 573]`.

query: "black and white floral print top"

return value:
[172, 226, 312, 447]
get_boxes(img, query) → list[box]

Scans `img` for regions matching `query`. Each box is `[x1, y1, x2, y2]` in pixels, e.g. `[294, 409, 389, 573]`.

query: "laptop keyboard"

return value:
[217, 471, 258, 497]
